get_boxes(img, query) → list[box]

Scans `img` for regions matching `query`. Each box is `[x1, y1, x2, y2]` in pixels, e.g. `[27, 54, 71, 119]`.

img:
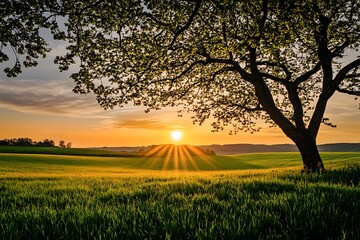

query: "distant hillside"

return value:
[142, 144, 216, 157]
[197, 143, 360, 155]
[317, 143, 360, 152]
[91, 146, 143, 153]
[92, 143, 360, 155]
[93, 145, 216, 157]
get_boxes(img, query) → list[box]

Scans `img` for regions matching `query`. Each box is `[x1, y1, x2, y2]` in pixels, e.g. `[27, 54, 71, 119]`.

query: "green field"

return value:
[0, 151, 359, 239]
[0, 145, 139, 157]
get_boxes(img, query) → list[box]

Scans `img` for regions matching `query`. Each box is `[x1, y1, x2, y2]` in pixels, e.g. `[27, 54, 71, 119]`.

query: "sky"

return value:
[0, 40, 359, 148]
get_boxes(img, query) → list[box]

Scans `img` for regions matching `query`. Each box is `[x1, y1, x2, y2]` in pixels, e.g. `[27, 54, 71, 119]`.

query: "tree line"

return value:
[0, 138, 71, 148]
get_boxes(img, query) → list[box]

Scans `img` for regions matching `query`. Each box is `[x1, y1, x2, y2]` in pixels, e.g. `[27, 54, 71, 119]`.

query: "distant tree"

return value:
[10, 138, 17, 146]
[0, 138, 60, 147]
[42, 139, 55, 147]
[15, 138, 33, 146]
[137, 147, 146, 154]
[66, 142, 72, 148]
[59, 140, 66, 148]
[0, 139, 9, 146]
[205, 149, 216, 156]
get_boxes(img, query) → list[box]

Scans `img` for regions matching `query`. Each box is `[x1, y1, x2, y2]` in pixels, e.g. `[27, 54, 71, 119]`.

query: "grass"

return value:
[0, 152, 359, 176]
[0, 152, 359, 239]
[0, 145, 139, 157]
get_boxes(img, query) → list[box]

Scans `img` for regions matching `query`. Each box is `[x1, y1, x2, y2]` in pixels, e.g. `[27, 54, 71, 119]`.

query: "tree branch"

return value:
[257, 0, 268, 40]
[169, 0, 202, 47]
[336, 87, 360, 96]
[308, 59, 360, 138]
[260, 72, 286, 83]
[229, 102, 264, 112]
[288, 19, 317, 53]
[151, 60, 207, 84]
[344, 73, 360, 79]
[257, 61, 291, 77]
[331, 37, 350, 57]
[248, 47, 259, 76]
[198, 49, 252, 82]
[257, 61, 292, 82]
[331, 59, 360, 91]
[286, 85, 306, 130]
[142, 13, 172, 28]
[78, 0, 105, 15]
[316, 14, 333, 89]
[294, 62, 321, 85]
[221, 21, 234, 60]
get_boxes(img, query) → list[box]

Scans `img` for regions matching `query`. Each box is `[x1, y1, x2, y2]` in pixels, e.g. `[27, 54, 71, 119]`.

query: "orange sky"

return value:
[0, 90, 358, 147]
[0, 42, 359, 147]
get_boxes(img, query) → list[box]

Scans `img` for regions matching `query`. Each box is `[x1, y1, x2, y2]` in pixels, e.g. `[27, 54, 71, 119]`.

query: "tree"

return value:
[205, 149, 216, 156]
[42, 139, 55, 147]
[59, 140, 66, 148]
[0, 0, 66, 77]
[0, 139, 9, 146]
[14, 138, 33, 146]
[2, 0, 360, 172]
[66, 142, 72, 148]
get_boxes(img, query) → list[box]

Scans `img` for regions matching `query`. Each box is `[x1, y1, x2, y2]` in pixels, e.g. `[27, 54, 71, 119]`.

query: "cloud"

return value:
[112, 118, 172, 130]
[324, 93, 359, 122]
[0, 78, 186, 132]
[0, 79, 102, 116]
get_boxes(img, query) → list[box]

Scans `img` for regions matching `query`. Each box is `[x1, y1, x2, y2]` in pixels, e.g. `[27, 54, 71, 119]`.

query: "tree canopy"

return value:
[2, 0, 360, 171]
[0, 0, 67, 77]
[0, 137, 55, 147]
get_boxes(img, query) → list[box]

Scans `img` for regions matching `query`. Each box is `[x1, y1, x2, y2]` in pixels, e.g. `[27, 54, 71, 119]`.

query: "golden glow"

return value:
[171, 130, 182, 142]
[143, 144, 216, 171]
[2, 90, 359, 148]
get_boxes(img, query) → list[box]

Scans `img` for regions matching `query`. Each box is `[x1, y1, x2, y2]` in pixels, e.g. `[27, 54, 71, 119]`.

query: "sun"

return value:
[171, 130, 183, 142]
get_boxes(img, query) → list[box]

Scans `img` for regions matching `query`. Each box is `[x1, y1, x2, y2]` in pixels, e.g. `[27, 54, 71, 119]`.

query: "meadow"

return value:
[0, 145, 140, 157]
[0, 149, 359, 239]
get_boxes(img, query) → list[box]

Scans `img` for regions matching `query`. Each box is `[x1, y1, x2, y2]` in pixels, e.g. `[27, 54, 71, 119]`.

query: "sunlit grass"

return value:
[0, 152, 360, 239]
[1, 152, 359, 178]
[0, 164, 360, 239]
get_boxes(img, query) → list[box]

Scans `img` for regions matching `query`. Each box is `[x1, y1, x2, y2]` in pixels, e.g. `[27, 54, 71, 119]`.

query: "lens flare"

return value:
[142, 144, 216, 171]
[171, 130, 182, 141]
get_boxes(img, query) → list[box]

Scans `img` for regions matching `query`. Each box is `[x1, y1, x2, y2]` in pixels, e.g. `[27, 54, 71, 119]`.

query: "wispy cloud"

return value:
[112, 118, 173, 130]
[0, 79, 102, 116]
[0, 78, 188, 133]
[324, 93, 359, 121]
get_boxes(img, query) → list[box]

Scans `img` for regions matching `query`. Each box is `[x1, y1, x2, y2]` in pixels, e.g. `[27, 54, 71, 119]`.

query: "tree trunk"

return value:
[294, 136, 325, 173]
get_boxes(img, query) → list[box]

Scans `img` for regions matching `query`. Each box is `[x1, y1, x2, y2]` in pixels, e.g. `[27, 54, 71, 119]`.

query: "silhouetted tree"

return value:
[66, 142, 72, 148]
[0, 139, 10, 146]
[2, 1, 360, 171]
[0, 1, 65, 77]
[59, 140, 66, 148]
[0, 137, 58, 147]
[42, 139, 55, 147]
[15, 138, 33, 146]
[205, 149, 216, 156]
